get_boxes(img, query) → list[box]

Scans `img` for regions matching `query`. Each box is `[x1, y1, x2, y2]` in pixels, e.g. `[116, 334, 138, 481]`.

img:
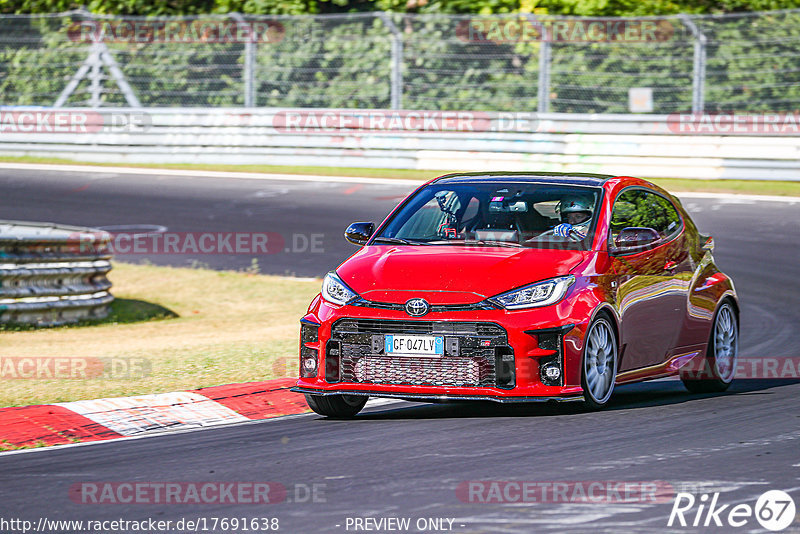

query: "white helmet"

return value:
[560, 194, 593, 222]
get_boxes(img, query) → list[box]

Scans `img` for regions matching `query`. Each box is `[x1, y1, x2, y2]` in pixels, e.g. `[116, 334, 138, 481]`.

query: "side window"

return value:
[610, 189, 682, 244]
[649, 194, 682, 238]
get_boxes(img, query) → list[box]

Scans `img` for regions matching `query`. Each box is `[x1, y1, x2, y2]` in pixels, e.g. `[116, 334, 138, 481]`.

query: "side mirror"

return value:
[344, 222, 375, 246]
[612, 227, 660, 254]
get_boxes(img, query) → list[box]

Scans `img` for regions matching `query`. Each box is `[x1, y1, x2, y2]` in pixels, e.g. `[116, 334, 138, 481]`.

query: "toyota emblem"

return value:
[405, 298, 431, 317]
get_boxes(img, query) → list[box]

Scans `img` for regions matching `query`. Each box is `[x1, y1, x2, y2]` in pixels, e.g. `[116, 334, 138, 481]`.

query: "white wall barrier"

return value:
[0, 108, 797, 180]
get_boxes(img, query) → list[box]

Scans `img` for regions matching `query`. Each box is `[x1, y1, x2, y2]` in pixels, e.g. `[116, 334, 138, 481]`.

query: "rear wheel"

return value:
[681, 301, 738, 393]
[305, 394, 367, 418]
[581, 316, 618, 410]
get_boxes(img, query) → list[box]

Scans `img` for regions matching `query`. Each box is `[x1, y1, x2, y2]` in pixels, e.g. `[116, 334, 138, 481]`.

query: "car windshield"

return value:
[375, 181, 602, 249]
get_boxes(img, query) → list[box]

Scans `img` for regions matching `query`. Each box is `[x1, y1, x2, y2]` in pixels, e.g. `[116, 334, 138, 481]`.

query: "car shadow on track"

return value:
[345, 379, 800, 420]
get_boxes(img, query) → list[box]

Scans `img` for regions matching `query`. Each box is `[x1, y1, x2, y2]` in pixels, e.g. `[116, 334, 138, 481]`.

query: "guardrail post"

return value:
[680, 14, 707, 114]
[537, 24, 551, 114]
[232, 13, 256, 107]
[379, 12, 403, 110]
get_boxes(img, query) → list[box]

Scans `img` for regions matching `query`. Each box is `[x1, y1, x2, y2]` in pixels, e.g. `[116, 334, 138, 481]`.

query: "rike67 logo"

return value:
[669, 490, 796, 531]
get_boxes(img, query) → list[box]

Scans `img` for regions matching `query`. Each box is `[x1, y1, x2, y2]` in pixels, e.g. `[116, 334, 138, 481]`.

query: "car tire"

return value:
[305, 394, 368, 418]
[580, 315, 619, 410]
[681, 300, 738, 394]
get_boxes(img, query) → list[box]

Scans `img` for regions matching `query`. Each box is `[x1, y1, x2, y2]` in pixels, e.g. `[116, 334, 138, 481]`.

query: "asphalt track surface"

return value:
[1, 167, 799, 533]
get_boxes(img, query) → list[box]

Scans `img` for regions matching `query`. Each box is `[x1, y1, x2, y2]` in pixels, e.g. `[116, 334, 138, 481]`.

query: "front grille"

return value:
[329, 319, 510, 388]
[352, 356, 489, 386]
[333, 319, 505, 337]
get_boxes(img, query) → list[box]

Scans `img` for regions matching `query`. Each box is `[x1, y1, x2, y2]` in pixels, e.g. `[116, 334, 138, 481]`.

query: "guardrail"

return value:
[0, 221, 113, 327]
[0, 108, 798, 180]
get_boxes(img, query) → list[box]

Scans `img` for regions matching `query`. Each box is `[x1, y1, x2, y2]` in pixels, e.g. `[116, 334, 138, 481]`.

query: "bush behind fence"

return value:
[0, 10, 799, 113]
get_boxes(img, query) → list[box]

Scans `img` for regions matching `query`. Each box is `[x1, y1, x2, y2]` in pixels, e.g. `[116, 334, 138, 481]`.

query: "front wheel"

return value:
[581, 316, 619, 409]
[681, 301, 738, 393]
[305, 394, 367, 418]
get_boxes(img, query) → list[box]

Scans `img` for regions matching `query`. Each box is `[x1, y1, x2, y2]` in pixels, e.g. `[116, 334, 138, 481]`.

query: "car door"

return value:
[608, 188, 688, 371]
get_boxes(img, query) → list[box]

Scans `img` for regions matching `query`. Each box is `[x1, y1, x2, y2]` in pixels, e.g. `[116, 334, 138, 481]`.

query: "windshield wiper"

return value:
[371, 237, 430, 245]
[463, 240, 524, 248]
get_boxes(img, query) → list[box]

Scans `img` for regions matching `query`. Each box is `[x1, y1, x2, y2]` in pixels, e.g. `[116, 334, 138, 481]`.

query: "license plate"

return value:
[385, 334, 444, 357]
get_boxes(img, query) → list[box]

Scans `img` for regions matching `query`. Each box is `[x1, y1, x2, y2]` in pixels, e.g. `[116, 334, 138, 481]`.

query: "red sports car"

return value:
[293, 173, 739, 416]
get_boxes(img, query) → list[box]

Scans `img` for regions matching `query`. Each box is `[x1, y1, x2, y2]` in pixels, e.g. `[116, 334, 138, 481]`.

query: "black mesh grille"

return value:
[330, 319, 509, 388]
[333, 319, 505, 337]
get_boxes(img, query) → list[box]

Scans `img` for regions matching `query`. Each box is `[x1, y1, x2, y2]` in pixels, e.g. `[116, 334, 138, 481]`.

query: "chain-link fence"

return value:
[1, 9, 799, 113]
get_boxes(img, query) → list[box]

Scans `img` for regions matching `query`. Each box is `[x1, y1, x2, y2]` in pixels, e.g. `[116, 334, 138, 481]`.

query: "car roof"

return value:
[432, 171, 617, 187]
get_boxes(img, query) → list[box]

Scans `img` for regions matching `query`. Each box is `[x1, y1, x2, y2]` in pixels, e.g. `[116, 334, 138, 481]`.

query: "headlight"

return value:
[321, 272, 359, 306]
[488, 276, 575, 310]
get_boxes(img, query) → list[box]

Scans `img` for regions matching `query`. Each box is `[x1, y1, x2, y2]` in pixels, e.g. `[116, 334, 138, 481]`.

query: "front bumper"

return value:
[291, 386, 583, 403]
[295, 297, 591, 400]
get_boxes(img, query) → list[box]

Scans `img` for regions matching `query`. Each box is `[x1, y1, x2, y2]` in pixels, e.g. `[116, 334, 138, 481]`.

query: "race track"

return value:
[1, 166, 799, 533]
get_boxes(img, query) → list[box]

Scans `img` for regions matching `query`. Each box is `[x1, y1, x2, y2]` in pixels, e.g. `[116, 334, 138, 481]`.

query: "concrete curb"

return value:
[0, 378, 308, 449]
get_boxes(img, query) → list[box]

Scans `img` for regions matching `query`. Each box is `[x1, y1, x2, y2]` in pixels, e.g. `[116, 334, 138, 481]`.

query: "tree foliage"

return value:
[3, 0, 800, 15]
[1, 7, 798, 112]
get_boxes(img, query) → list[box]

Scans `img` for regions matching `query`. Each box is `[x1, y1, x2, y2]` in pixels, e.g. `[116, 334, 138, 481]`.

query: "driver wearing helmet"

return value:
[553, 194, 593, 239]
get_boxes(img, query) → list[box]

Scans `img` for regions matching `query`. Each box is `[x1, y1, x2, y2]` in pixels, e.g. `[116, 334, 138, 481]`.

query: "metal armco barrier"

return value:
[0, 221, 113, 326]
[0, 108, 798, 180]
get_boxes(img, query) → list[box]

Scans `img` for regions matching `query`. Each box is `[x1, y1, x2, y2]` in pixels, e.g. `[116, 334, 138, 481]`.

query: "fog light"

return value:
[302, 355, 318, 374]
[300, 345, 319, 377]
[542, 362, 561, 382]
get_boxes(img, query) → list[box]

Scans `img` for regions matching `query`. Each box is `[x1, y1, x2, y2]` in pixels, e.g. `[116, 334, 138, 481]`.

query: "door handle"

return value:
[664, 260, 678, 271]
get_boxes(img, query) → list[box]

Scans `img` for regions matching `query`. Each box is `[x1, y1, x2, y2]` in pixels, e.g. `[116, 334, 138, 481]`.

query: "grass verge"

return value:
[0, 440, 54, 451]
[1, 155, 799, 197]
[0, 262, 320, 407]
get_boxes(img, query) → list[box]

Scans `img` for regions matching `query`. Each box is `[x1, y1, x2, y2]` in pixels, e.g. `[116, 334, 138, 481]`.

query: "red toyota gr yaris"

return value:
[293, 173, 739, 416]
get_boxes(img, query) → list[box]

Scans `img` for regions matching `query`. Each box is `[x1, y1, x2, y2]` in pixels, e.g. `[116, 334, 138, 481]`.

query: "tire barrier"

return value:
[0, 220, 113, 327]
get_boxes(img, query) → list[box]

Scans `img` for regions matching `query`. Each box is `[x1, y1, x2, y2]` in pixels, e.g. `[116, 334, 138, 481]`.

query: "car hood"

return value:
[337, 245, 588, 305]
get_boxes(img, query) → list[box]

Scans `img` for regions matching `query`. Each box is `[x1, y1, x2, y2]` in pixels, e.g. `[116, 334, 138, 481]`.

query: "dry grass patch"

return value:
[0, 262, 320, 407]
